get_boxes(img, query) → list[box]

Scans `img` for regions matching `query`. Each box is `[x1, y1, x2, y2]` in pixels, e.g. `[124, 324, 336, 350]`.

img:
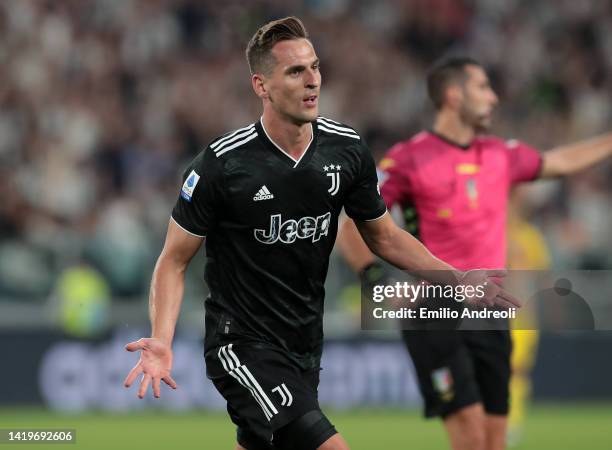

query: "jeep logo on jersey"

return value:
[254, 212, 332, 244]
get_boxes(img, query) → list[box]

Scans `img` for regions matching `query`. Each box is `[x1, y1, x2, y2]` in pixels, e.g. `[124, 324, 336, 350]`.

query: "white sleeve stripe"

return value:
[213, 128, 256, 152]
[215, 132, 258, 157]
[318, 125, 360, 140]
[170, 216, 206, 237]
[211, 124, 255, 149]
[317, 117, 358, 135]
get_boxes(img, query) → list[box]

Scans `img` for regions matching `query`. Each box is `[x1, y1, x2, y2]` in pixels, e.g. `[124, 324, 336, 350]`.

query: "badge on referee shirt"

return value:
[466, 178, 478, 209]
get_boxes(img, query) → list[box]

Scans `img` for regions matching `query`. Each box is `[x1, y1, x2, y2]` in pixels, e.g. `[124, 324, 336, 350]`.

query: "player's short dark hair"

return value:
[427, 56, 483, 109]
[246, 16, 309, 75]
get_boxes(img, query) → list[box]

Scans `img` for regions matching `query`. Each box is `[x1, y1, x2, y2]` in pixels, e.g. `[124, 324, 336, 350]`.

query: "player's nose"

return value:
[490, 90, 499, 106]
[304, 68, 319, 89]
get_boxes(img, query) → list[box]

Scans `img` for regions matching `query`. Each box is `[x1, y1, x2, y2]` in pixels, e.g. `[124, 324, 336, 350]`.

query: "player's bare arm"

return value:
[354, 212, 521, 309]
[124, 219, 204, 398]
[336, 215, 376, 273]
[540, 131, 612, 177]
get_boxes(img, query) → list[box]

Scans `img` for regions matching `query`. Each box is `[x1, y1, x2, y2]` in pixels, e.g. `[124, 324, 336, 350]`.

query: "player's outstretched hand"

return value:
[124, 338, 177, 399]
[459, 269, 522, 309]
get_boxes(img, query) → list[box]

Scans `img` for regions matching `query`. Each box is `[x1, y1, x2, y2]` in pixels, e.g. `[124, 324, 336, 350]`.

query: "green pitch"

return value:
[0, 404, 609, 449]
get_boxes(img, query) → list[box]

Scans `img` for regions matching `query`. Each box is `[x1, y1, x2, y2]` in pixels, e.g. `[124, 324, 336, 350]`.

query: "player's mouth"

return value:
[303, 94, 318, 108]
[479, 108, 494, 121]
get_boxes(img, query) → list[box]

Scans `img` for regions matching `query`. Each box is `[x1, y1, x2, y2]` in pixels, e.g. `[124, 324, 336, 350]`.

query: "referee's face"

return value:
[459, 65, 498, 131]
[262, 38, 321, 125]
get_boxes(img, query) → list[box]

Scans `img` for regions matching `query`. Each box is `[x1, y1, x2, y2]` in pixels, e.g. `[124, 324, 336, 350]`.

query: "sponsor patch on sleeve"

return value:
[181, 170, 200, 202]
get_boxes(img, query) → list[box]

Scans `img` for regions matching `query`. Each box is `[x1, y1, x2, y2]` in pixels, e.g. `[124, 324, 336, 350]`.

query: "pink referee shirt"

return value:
[379, 131, 542, 271]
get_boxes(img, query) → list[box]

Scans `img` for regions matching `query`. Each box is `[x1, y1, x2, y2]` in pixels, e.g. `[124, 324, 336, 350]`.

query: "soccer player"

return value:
[337, 56, 612, 450]
[506, 191, 551, 446]
[123, 20, 517, 450]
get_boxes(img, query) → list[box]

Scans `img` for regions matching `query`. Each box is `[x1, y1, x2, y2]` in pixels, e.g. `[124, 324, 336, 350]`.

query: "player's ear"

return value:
[252, 74, 269, 100]
[445, 84, 463, 109]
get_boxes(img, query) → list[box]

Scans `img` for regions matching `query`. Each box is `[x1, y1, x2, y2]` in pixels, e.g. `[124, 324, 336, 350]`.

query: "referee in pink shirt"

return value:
[338, 56, 612, 450]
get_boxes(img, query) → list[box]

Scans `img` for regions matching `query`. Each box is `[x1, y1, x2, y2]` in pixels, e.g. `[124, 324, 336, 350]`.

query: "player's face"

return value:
[261, 38, 321, 125]
[459, 65, 498, 130]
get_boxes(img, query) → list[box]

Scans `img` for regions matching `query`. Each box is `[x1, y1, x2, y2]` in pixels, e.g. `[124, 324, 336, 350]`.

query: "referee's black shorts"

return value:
[205, 342, 337, 450]
[402, 329, 512, 418]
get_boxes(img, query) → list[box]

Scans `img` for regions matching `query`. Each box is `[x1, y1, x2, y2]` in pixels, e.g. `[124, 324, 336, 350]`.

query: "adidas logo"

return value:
[253, 185, 274, 201]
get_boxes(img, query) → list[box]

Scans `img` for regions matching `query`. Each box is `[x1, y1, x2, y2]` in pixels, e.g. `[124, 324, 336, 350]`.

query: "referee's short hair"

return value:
[246, 17, 309, 76]
[427, 56, 483, 109]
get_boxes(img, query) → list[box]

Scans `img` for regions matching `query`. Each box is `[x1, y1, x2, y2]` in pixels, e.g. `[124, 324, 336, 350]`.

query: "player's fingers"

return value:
[153, 377, 161, 399]
[493, 296, 518, 310]
[123, 364, 143, 388]
[485, 269, 507, 279]
[483, 281, 500, 302]
[138, 373, 151, 399]
[125, 339, 147, 352]
[479, 296, 494, 307]
[469, 295, 492, 308]
[491, 290, 521, 310]
[497, 289, 522, 308]
[162, 375, 177, 389]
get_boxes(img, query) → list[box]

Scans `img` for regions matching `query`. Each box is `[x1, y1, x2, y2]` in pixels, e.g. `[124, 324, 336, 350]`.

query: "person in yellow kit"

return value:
[506, 188, 551, 446]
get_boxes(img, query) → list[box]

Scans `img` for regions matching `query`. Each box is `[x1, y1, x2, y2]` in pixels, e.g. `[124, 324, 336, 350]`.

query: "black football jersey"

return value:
[172, 116, 386, 369]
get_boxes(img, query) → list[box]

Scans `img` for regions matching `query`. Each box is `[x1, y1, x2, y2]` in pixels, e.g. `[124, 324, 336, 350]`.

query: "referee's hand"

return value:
[124, 338, 178, 399]
[460, 269, 522, 309]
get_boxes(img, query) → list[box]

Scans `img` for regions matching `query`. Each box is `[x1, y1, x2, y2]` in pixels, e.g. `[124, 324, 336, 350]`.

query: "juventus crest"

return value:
[324, 164, 341, 196]
[272, 383, 293, 407]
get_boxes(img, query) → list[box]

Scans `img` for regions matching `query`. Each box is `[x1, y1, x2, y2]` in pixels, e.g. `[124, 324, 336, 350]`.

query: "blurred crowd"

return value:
[0, 0, 611, 304]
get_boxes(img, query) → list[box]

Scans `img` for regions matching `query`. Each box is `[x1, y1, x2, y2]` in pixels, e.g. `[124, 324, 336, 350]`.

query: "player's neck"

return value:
[432, 111, 475, 147]
[261, 112, 313, 159]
